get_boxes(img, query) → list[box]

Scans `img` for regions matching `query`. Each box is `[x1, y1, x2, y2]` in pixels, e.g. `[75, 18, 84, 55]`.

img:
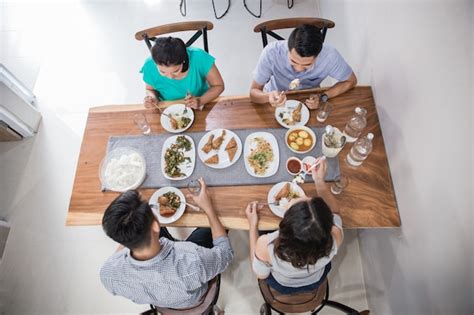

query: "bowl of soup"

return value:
[285, 126, 316, 154]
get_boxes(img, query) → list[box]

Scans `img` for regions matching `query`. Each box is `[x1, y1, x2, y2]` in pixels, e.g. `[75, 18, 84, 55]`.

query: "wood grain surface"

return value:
[67, 87, 400, 229]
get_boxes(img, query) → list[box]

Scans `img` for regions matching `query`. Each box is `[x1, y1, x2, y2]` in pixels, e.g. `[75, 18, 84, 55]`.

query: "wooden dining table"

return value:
[67, 86, 400, 229]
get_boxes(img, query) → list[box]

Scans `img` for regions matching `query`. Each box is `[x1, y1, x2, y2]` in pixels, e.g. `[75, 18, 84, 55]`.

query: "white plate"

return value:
[161, 135, 195, 180]
[244, 132, 279, 178]
[149, 187, 186, 224]
[198, 129, 242, 169]
[267, 182, 306, 218]
[275, 100, 310, 128]
[160, 104, 195, 133]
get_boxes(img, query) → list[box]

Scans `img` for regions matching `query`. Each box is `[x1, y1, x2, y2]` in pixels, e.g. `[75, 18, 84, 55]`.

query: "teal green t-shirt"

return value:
[140, 47, 216, 101]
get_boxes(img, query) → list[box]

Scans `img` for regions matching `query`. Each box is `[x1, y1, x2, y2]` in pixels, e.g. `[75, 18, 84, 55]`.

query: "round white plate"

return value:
[160, 104, 195, 133]
[161, 135, 195, 180]
[267, 181, 306, 218]
[275, 100, 310, 128]
[99, 147, 146, 192]
[149, 187, 186, 224]
[244, 132, 279, 178]
[198, 129, 242, 169]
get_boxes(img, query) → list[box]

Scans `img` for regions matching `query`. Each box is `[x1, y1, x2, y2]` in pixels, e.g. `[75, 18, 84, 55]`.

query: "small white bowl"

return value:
[285, 126, 316, 154]
[286, 157, 302, 175]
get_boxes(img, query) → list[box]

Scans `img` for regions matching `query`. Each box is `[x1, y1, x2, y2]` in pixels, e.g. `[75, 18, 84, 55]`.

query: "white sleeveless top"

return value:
[252, 214, 342, 287]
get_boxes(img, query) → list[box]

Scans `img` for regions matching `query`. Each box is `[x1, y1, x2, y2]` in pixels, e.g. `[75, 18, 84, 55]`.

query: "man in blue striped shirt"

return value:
[100, 179, 233, 309]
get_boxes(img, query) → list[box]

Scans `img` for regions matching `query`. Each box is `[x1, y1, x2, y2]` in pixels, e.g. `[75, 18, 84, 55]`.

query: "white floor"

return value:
[0, 1, 368, 314]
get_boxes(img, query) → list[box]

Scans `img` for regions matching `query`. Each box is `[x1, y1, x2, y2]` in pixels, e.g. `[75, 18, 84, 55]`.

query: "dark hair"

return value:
[288, 24, 324, 57]
[151, 37, 189, 72]
[102, 190, 155, 250]
[274, 197, 334, 268]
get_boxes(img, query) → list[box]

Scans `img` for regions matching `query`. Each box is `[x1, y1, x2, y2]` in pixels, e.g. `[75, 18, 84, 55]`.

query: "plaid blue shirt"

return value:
[100, 236, 233, 308]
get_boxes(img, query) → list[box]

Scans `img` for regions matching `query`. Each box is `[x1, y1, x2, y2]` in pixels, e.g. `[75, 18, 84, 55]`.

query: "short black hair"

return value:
[288, 24, 324, 58]
[274, 197, 334, 268]
[151, 37, 189, 72]
[102, 190, 155, 250]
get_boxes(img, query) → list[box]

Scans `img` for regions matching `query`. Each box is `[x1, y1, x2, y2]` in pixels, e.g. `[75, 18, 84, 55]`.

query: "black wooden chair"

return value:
[141, 275, 223, 315]
[258, 277, 370, 315]
[244, 0, 295, 18]
[253, 17, 335, 48]
[135, 21, 214, 53]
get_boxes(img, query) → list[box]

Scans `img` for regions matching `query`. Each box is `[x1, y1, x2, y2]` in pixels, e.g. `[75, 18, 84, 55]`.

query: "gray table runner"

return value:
[106, 127, 340, 189]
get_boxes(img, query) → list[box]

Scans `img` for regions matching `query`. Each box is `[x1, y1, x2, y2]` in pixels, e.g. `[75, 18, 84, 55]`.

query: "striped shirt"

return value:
[100, 236, 233, 308]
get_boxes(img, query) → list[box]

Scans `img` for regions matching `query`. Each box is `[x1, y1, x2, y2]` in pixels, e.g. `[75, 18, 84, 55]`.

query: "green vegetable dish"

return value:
[164, 136, 192, 178]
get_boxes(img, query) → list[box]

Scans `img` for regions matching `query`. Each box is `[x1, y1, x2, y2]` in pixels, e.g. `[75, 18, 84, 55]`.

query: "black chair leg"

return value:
[243, 0, 262, 18]
[324, 300, 361, 314]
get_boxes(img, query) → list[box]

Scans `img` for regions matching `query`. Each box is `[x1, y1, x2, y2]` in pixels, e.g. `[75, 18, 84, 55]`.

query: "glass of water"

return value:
[133, 113, 151, 135]
[317, 101, 333, 123]
[187, 179, 202, 196]
[331, 175, 349, 195]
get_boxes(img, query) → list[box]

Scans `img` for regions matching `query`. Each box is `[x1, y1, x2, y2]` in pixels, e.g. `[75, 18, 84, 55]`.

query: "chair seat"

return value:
[258, 278, 327, 313]
[154, 276, 219, 315]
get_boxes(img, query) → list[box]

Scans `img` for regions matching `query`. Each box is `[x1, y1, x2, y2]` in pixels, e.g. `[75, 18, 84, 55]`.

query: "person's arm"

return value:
[201, 64, 224, 105]
[323, 72, 357, 99]
[305, 72, 357, 109]
[311, 159, 340, 214]
[144, 84, 160, 109]
[245, 202, 271, 279]
[187, 178, 226, 240]
[250, 80, 287, 107]
[187, 178, 233, 282]
[311, 160, 343, 246]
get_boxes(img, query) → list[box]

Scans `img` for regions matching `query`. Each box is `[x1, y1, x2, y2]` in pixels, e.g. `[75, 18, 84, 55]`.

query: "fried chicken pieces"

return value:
[202, 134, 214, 154]
[201, 130, 239, 165]
[212, 130, 226, 150]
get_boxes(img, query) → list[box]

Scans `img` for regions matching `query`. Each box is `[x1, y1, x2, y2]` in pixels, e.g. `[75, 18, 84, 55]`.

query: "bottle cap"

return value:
[325, 125, 334, 134]
[367, 133, 374, 140]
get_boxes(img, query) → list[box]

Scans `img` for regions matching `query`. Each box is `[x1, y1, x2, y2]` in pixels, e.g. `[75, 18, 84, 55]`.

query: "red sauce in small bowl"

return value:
[287, 159, 302, 174]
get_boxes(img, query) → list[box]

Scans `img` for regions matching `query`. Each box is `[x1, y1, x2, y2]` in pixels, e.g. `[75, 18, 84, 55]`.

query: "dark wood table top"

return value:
[67, 86, 400, 229]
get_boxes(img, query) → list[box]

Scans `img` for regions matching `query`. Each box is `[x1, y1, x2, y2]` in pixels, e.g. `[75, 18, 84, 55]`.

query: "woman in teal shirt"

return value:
[141, 37, 225, 109]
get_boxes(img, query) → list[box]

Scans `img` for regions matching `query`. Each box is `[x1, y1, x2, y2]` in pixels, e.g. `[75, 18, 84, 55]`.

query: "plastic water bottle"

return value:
[346, 133, 374, 167]
[343, 107, 367, 142]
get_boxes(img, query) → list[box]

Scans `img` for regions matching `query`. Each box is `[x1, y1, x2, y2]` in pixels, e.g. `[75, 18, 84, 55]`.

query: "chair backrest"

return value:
[258, 278, 328, 313]
[135, 21, 214, 52]
[153, 275, 221, 315]
[253, 17, 335, 48]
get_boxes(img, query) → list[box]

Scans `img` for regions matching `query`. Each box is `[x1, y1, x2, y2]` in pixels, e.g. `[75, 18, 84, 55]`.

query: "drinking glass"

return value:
[330, 175, 349, 195]
[133, 113, 151, 135]
[187, 179, 202, 196]
[317, 101, 333, 122]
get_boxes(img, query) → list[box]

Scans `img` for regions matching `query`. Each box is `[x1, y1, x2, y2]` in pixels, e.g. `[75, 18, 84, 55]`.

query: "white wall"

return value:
[320, 0, 473, 314]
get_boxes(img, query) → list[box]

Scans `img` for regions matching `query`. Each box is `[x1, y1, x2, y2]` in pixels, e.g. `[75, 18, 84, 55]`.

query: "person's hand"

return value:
[184, 94, 202, 110]
[186, 178, 214, 215]
[245, 201, 261, 229]
[311, 158, 328, 183]
[305, 94, 320, 110]
[144, 95, 158, 109]
[268, 90, 287, 107]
